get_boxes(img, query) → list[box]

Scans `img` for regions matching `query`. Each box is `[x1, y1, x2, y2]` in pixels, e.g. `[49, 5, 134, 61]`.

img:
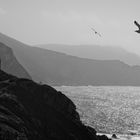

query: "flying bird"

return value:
[91, 27, 101, 37]
[134, 20, 140, 33]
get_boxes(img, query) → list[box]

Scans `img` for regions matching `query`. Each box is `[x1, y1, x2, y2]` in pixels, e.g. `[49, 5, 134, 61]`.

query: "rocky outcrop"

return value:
[0, 42, 31, 79]
[0, 70, 111, 140]
[0, 93, 43, 139]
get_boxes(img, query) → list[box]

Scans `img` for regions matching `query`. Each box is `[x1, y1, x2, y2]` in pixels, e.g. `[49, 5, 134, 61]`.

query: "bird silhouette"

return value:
[91, 27, 101, 37]
[134, 20, 140, 33]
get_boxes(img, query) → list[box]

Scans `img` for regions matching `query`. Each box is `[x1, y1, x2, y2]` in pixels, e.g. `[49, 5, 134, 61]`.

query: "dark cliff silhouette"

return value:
[0, 70, 111, 140]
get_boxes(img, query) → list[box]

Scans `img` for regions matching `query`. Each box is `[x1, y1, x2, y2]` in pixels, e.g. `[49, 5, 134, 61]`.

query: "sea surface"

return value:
[54, 86, 140, 140]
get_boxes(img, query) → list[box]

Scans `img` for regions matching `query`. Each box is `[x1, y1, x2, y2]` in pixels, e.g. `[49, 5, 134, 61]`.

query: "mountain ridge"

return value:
[37, 44, 140, 66]
[1, 32, 140, 86]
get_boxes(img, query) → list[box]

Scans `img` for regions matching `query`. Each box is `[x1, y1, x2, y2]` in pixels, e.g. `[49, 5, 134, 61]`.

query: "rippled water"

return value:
[54, 86, 140, 139]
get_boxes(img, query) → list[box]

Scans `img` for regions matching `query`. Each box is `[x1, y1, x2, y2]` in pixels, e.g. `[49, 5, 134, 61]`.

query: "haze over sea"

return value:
[55, 86, 140, 140]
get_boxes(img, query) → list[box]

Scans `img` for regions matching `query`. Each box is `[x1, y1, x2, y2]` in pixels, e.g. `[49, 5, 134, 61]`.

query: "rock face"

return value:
[0, 70, 111, 140]
[0, 42, 31, 79]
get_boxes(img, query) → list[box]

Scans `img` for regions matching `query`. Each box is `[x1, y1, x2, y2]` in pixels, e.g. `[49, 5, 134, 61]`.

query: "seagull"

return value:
[134, 20, 140, 33]
[91, 27, 101, 37]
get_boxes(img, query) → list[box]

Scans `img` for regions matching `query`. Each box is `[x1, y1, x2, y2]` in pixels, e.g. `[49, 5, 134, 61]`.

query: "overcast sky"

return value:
[0, 0, 140, 54]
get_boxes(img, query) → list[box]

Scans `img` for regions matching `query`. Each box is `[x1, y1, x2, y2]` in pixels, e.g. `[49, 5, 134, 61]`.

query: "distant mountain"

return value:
[38, 44, 140, 66]
[0, 42, 31, 79]
[1, 32, 140, 86]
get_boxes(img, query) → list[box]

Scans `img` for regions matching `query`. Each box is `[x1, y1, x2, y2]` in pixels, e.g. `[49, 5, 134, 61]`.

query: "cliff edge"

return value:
[0, 70, 111, 140]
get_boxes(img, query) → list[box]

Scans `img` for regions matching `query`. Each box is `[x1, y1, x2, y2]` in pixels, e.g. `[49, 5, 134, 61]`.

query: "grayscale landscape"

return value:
[0, 0, 140, 140]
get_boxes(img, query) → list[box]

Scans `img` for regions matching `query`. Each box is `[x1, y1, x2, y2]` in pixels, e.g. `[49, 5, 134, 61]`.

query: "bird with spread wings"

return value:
[91, 27, 101, 37]
[134, 20, 140, 33]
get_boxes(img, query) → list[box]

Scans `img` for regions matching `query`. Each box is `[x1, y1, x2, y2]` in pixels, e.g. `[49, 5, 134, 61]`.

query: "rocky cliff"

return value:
[0, 42, 31, 79]
[0, 70, 111, 140]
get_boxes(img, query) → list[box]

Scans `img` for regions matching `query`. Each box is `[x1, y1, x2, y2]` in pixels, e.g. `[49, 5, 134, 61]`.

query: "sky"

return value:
[0, 0, 140, 55]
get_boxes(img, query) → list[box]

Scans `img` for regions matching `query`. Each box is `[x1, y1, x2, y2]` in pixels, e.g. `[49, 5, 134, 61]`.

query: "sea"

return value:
[54, 86, 140, 140]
